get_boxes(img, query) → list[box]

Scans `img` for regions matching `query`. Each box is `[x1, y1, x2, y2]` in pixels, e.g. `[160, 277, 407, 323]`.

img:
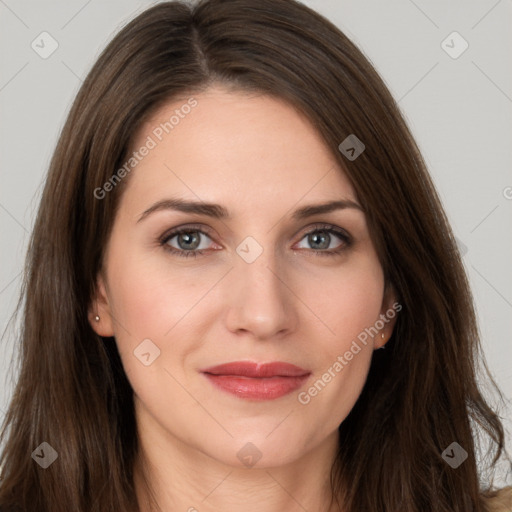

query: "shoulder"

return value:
[482, 486, 512, 512]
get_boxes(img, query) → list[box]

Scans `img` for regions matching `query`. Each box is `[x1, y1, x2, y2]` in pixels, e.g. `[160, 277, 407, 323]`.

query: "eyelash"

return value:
[158, 223, 352, 259]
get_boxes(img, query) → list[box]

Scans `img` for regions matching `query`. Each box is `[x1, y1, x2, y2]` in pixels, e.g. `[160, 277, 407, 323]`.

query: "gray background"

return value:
[1, 0, 511, 484]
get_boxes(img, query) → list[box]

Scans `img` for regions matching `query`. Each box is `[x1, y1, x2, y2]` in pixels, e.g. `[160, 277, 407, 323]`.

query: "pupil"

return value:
[310, 231, 329, 250]
[179, 232, 200, 250]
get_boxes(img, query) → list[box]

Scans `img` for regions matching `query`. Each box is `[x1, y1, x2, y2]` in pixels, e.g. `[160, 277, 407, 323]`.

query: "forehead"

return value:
[123, 86, 358, 213]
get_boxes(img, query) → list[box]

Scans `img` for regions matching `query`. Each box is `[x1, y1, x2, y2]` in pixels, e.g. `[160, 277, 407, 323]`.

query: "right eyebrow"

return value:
[137, 198, 230, 223]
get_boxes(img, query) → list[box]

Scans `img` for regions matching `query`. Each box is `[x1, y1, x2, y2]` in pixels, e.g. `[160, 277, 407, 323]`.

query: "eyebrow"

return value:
[136, 197, 364, 223]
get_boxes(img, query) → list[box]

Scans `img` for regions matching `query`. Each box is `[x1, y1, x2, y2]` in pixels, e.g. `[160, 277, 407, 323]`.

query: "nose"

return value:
[223, 247, 298, 341]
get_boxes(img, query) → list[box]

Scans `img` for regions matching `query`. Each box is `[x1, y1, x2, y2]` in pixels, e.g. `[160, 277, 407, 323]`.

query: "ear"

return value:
[374, 282, 400, 349]
[88, 272, 115, 337]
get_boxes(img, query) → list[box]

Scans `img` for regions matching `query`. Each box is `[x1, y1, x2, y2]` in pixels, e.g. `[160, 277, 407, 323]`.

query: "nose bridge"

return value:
[224, 234, 296, 338]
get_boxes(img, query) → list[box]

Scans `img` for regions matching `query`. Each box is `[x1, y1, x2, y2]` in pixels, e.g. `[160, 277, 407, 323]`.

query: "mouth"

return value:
[200, 361, 311, 401]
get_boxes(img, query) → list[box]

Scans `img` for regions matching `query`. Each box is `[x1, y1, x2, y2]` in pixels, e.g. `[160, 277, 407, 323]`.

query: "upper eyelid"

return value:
[159, 223, 214, 238]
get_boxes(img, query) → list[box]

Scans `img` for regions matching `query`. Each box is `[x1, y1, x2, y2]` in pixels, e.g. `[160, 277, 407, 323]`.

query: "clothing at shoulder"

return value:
[483, 486, 512, 512]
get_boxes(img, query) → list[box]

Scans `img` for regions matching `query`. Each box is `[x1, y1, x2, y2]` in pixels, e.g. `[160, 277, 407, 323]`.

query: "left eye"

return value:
[295, 227, 350, 253]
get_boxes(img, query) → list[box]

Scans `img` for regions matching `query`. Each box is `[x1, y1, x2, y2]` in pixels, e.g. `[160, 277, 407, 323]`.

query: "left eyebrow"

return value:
[136, 197, 364, 223]
[292, 199, 364, 220]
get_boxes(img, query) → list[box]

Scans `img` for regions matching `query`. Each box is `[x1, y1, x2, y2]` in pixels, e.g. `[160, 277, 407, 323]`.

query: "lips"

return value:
[201, 361, 310, 400]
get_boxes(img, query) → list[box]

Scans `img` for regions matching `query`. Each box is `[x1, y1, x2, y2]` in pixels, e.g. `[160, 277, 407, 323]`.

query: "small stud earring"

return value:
[381, 332, 385, 340]
[94, 315, 100, 322]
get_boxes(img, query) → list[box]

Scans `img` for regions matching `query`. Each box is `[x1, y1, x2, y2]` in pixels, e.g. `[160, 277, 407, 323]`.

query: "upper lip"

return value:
[201, 361, 310, 378]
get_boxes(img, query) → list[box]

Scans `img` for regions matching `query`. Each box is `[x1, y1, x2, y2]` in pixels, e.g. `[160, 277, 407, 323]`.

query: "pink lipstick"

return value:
[201, 361, 310, 400]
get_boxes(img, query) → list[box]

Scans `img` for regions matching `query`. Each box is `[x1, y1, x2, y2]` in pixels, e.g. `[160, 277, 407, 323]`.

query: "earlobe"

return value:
[376, 331, 387, 350]
[375, 283, 399, 349]
[88, 274, 115, 337]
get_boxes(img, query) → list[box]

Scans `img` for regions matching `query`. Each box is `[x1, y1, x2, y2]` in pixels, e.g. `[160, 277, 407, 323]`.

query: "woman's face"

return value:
[90, 85, 397, 468]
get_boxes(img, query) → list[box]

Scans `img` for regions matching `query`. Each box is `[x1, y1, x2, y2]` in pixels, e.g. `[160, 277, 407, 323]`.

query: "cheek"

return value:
[298, 253, 385, 351]
[106, 246, 208, 337]
[104, 249, 204, 396]
[104, 244, 223, 387]
[294, 255, 384, 428]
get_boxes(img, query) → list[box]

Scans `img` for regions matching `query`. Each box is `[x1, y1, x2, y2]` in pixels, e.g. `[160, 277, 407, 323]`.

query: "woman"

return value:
[0, 0, 510, 510]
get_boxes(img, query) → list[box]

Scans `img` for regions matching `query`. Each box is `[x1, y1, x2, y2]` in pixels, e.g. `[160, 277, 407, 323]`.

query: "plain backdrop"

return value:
[1, 0, 511, 485]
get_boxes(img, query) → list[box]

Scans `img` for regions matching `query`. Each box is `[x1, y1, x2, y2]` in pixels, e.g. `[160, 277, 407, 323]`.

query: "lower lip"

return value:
[203, 374, 310, 400]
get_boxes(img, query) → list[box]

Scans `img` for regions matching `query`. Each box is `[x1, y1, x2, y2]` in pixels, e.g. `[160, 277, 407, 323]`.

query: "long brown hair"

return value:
[0, 0, 510, 510]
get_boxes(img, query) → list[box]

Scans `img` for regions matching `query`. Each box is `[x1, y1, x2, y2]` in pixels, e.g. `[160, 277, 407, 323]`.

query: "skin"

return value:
[89, 85, 397, 512]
